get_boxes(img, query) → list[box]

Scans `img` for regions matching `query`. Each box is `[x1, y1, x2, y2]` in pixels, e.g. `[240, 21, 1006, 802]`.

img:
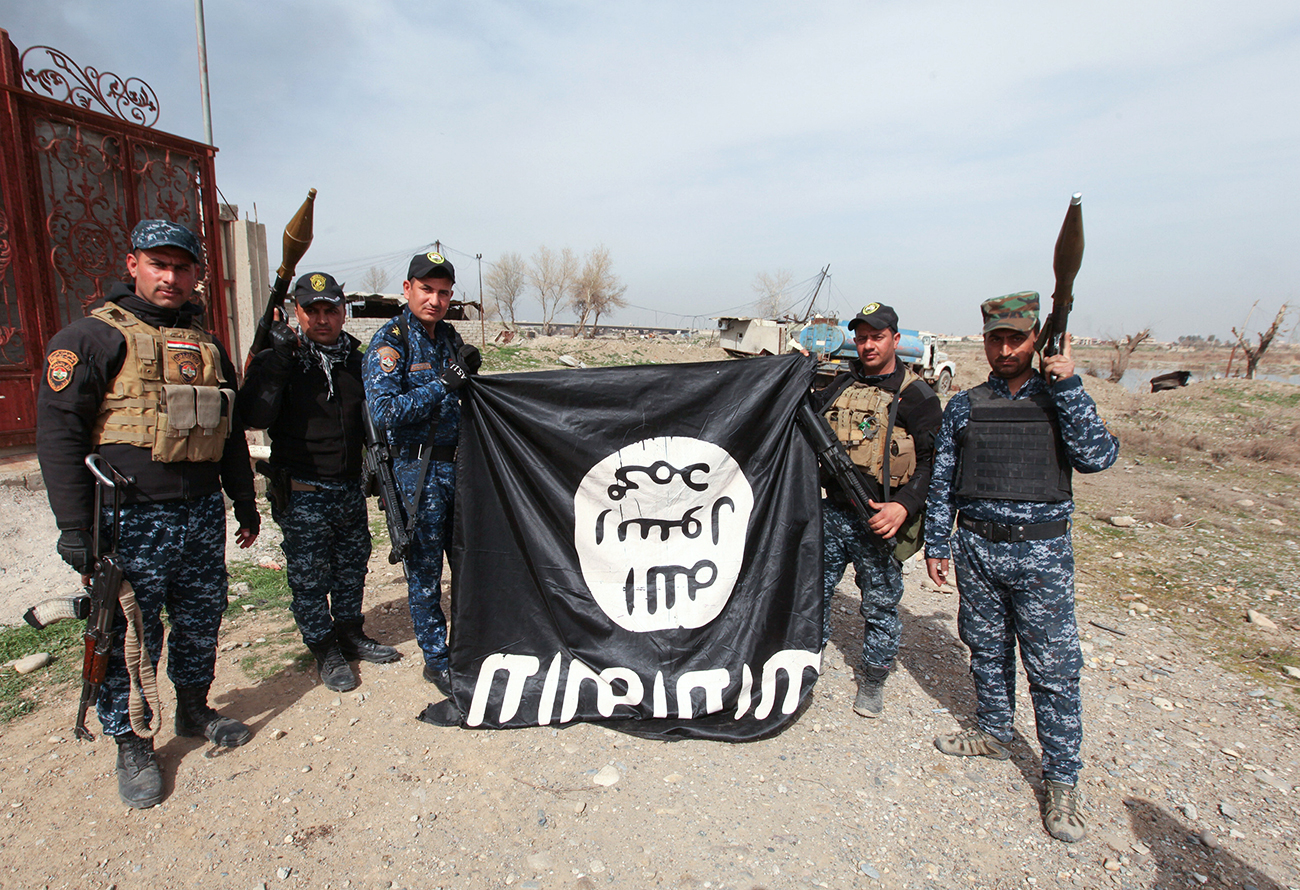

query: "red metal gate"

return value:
[0, 28, 227, 447]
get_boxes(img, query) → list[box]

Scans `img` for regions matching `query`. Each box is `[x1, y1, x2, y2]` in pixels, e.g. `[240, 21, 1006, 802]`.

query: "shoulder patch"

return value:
[46, 349, 78, 392]
[376, 346, 400, 374]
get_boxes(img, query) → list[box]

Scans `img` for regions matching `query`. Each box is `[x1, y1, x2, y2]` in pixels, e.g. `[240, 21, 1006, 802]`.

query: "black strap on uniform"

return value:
[395, 313, 457, 540]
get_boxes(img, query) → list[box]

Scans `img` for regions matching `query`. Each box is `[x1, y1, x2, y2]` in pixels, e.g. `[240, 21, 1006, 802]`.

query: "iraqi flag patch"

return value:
[46, 349, 78, 392]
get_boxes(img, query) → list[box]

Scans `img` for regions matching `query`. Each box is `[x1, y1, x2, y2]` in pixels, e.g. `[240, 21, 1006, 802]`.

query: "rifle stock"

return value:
[1036, 192, 1084, 357]
[245, 188, 317, 368]
[794, 396, 895, 547]
[362, 403, 411, 565]
[74, 454, 130, 741]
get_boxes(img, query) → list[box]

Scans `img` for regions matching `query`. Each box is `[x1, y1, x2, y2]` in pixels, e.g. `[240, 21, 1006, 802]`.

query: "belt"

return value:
[289, 479, 318, 492]
[397, 444, 457, 463]
[957, 514, 1069, 543]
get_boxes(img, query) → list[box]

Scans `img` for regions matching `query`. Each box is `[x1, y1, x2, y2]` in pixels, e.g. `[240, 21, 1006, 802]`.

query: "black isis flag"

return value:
[446, 352, 822, 740]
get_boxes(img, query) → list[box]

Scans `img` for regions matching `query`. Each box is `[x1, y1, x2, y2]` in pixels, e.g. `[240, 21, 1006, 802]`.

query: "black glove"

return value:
[440, 345, 481, 393]
[457, 344, 482, 375]
[233, 499, 260, 536]
[57, 529, 94, 575]
[269, 321, 300, 360]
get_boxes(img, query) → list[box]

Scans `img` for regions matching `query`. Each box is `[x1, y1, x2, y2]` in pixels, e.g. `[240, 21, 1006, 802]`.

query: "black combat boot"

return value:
[174, 684, 252, 747]
[423, 662, 453, 697]
[335, 619, 401, 664]
[307, 634, 360, 692]
[853, 664, 891, 718]
[115, 732, 163, 808]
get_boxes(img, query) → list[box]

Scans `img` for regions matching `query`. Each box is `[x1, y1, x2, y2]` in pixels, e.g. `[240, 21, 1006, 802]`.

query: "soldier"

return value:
[814, 303, 942, 717]
[924, 292, 1118, 843]
[36, 220, 259, 808]
[239, 272, 400, 693]
[363, 252, 479, 696]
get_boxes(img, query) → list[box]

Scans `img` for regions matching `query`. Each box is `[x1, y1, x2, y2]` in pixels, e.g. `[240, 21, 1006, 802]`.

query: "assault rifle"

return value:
[24, 454, 133, 741]
[245, 188, 317, 369]
[1035, 192, 1084, 358]
[362, 402, 411, 565]
[794, 395, 895, 547]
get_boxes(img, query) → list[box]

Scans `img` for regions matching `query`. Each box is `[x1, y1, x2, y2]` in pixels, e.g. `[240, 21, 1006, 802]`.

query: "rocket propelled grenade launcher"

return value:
[246, 188, 317, 367]
[1035, 192, 1084, 358]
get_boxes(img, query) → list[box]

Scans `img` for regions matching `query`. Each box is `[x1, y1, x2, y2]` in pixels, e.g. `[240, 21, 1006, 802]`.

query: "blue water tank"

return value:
[896, 329, 925, 361]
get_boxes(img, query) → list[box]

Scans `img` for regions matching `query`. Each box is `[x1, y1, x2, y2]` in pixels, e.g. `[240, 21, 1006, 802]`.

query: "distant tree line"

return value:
[484, 246, 628, 337]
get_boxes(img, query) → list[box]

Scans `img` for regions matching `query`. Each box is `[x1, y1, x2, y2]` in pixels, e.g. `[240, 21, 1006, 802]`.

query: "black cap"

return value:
[292, 272, 345, 306]
[848, 302, 898, 333]
[407, 251, 455, 283]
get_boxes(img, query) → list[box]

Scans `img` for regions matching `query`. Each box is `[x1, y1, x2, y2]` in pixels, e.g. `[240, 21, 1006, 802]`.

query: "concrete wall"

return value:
[219, 204, 270, 364]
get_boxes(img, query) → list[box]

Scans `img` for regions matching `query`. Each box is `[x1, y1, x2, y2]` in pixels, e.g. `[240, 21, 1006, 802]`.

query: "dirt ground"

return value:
[1, 334, 1298, 890]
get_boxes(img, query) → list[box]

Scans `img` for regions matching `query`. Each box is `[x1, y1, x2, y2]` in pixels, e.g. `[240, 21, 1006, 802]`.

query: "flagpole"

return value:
[194, 0, 214, 145]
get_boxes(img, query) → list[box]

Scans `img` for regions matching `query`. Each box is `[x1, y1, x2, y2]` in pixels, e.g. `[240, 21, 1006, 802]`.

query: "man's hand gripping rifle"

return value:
[794, 396, 896, 547]
[363, 403, 412, 565]
[24, 455, 158, 741]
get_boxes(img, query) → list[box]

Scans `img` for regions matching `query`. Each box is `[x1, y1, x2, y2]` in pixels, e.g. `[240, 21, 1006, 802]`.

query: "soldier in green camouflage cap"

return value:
[923, 286, 1119, 844]
[980, 291, 1039, 334]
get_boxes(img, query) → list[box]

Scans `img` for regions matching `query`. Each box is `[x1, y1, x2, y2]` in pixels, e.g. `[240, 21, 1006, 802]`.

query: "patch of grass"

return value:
[226, 564, 293, 616]
[0, 613, 85, 725]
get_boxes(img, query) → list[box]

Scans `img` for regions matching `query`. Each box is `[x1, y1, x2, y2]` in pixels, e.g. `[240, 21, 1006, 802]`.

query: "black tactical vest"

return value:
[954, 383, 1072, 502]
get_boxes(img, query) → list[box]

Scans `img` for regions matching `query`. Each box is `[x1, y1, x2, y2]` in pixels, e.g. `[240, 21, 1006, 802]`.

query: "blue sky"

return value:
[7, 1, 1298, 339]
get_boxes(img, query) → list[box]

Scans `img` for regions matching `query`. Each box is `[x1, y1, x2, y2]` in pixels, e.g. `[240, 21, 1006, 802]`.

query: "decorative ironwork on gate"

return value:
[20, 45, 160, 127]
[0, 27, 228, 446]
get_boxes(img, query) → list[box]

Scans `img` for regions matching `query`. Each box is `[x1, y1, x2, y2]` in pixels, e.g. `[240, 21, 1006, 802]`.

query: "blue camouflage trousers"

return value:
[272, 483, 372, 645]
[395, 457, 455, 670]
[822, 500, 904, 669]
[97, 491, 228, 738]
[952, 525, 1084, 784]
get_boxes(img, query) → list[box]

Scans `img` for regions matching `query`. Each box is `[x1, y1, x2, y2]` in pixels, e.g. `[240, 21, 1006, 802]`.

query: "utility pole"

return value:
[477, 253, 485, 346]
[194, 0, 214, 145]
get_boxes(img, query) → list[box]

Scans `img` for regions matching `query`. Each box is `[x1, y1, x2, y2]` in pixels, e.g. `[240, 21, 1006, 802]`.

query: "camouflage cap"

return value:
[293, 272, 345, 306]
[980, 291, 1039, 334]
[130, 219, 202, 263]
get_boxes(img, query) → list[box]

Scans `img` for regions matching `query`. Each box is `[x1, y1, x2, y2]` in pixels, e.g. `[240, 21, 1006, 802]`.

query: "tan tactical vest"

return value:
[825, 369, 919, 489]
[90, 303, 234, 463]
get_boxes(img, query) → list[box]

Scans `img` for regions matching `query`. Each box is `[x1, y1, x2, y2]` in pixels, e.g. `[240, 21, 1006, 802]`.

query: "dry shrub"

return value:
[1235, 437, 1300, 464]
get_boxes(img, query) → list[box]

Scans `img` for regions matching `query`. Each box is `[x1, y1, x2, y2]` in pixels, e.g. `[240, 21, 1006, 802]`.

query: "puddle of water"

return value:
[1115, 369, 1300, 393]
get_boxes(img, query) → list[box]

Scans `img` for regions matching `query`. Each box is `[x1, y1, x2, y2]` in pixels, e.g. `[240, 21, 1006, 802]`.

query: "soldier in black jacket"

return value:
[37, 220, 259, 808]
[240, 272, 399, 693]
[813, 303, 942, 718]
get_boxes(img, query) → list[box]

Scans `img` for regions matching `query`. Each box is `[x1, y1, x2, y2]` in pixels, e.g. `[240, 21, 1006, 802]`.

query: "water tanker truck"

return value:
[798, 321, 957, 393]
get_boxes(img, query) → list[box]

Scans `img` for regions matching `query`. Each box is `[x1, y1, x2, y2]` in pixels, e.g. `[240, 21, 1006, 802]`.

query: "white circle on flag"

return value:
[574, 436, 753, 632]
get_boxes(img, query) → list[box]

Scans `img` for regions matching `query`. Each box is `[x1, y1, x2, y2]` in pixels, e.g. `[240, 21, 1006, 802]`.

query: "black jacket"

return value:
[36, 284, 256, 530]
[812, 360, 943, 519]
[238, 333, 366, 481]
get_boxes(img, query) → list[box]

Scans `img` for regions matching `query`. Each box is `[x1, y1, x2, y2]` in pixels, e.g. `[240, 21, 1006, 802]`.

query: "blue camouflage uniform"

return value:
[925, 372, 1117, 785]
[363, 309, 462, 671]
[36, 285, 257, 739]
[272, 483, 371, 642]
[240, 321, 373, 649]
[816, 361, 941, 670]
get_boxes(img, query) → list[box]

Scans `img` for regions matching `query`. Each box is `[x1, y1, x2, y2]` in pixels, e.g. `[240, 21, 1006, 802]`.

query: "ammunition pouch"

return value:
[90, 304, 232, 463]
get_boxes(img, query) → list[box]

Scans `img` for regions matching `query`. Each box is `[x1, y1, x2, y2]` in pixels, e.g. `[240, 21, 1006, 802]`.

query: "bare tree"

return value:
[1232, 303, 1290, 379]
[570, 246, 628, 337]
[1107, 328, 1151, 383]
[529, 246, 577, 336]
[752, 270, 793, 317]
[485, 252, 527, 328]
[360, 265, 390, 294]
